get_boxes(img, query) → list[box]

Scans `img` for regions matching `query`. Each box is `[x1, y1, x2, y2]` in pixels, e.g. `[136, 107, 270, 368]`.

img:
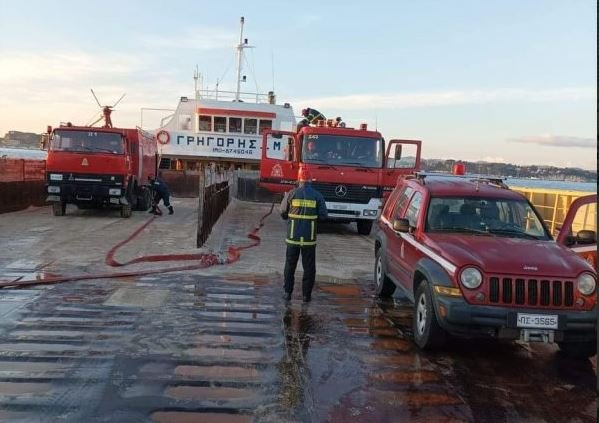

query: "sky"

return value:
[0, 0, 596, 170]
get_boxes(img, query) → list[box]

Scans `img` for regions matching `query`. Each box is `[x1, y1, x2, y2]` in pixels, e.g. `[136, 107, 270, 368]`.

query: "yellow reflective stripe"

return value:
[286, 238, 317, 246]
[288, 213, 317, 220]
[290, 220, 295, 238]
[311, 221, 315, 240]
[291, 199, 317, 208]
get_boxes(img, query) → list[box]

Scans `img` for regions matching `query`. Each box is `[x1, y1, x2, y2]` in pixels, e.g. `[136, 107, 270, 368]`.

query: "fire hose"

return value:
[0, 203, 275, 289]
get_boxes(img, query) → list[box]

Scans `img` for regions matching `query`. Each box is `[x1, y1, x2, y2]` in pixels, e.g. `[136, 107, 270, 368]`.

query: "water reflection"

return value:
[277, 305, 314, 416]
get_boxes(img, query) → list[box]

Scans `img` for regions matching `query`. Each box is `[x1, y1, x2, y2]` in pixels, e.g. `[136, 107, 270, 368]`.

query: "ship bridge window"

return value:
[244, 118, 257, 134]
[214, 116, 227, 132]
[229, 117, 242, 133]
[259, 119, 272, 135]
[199, 115, 212, 131]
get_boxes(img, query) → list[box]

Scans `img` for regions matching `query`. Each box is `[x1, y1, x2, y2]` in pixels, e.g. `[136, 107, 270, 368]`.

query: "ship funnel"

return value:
[268, 91, 276, 104]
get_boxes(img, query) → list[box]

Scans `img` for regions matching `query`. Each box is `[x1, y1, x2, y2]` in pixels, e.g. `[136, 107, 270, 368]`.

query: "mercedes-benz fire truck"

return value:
[259, 119, 422, 234]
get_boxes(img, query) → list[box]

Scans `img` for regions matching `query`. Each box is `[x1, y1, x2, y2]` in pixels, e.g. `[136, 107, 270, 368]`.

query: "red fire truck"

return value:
[259, 119, 422, 235]
[44, 108, 157, 218]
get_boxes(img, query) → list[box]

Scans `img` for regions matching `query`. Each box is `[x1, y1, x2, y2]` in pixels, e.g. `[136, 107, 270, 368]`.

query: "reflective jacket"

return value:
[281, 184, 327, 246]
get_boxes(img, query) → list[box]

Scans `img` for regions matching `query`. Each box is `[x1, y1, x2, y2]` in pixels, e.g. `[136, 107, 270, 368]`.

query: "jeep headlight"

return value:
[48, 186, 60, 193]
[50, 173, 63, 181]
[460, 267, 482, 289]
[577, 273, 596, 296]
[109, 188, 121, 196]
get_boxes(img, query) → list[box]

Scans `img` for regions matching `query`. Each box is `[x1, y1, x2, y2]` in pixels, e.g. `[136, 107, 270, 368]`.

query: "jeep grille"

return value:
[488, 276, 574, 308]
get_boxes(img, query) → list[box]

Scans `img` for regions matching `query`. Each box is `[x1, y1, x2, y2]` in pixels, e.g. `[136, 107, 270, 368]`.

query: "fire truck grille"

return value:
[311, 182, 381, 204]
[488, 276, 575, 308]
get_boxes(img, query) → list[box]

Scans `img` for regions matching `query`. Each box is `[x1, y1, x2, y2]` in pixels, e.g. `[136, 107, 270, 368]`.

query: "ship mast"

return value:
[235, 16, 252, 102]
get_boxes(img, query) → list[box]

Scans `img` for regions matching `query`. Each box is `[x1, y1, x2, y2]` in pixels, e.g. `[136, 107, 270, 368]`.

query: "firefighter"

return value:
[280, 165, 327, 302]
[148, 172, 174, 215]
[297, 107, 326, 131]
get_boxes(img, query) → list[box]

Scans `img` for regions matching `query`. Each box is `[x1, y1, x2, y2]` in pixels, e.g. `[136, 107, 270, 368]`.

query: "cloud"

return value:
[0, 52, 142, 83]
[139, 27, 237, 50]
[507, 135, 596, 148]
[291, 87, 596, 110]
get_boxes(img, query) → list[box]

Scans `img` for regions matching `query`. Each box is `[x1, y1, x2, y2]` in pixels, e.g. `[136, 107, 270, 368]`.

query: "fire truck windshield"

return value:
[51, 130, 125, 154]
[302, 135, 383, 168]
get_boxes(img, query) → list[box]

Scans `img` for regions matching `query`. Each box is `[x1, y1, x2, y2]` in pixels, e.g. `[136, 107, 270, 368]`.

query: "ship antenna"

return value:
[234, 16, 253, 102]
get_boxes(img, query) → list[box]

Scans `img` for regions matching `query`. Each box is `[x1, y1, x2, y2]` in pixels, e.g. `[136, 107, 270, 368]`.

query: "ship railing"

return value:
[196, 89, 272, 103]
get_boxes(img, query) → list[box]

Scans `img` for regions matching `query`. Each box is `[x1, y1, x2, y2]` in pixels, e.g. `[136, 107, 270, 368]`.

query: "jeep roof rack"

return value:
[414, 172, 509, 189]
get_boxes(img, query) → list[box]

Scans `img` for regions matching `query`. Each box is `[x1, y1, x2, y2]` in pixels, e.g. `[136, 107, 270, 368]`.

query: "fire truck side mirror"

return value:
[286, 137, 295, 161]
[394, 144, 402, 160]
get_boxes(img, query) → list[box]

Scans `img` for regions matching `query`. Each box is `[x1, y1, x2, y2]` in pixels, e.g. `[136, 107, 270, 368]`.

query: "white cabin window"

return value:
[229, 117, 242, 133]
[244, 118, 257, 135]
[258, 119, 272, 135]
[179, 114, 192, 130]
[198, 115, 212, 131]
[214, 117, 227, 132]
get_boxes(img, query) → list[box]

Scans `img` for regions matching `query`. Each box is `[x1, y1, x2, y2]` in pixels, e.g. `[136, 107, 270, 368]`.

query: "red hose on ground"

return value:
[0, 203, 275, 289]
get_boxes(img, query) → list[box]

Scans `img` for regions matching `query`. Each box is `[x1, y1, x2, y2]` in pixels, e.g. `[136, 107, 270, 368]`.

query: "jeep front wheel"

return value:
[413, 280, 446, 349]
[557, 341, 597, 359]
[374, 249, 396, 297]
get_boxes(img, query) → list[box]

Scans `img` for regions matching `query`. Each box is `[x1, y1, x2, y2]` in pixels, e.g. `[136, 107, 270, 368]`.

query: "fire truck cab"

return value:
[259, 120, 421, 235]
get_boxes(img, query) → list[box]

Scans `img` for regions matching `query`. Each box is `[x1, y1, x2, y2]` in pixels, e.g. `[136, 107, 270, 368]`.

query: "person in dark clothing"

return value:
[302, 108, 325, 124]
[280, 165, 327, 302]
[148, 173, 174, 215]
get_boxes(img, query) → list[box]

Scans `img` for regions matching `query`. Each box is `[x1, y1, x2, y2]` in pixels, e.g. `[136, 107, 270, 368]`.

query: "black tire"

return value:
[357, 220, 374, 235]
[557, 341, 597, 359]
[143, 188, 152, 210]
[120, 204, 132, 218]
[374, 248, 396, 297]
[52, 202, 66, 216]
[412, 280, 447, 349]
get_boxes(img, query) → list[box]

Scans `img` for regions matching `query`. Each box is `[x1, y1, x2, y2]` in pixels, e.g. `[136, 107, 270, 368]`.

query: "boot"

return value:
[168, 206, 174, 215]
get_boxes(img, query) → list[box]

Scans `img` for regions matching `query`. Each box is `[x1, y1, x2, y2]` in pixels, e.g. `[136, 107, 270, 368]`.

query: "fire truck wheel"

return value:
[557, 341, 597, 359]
[120, 204, 132, 218]
[137, 189, 151, 211]
[412, 280, 447, 350]
[52, 202, 66, 216]
[375, 249, 396, 297]
[357, 220, 373, 235]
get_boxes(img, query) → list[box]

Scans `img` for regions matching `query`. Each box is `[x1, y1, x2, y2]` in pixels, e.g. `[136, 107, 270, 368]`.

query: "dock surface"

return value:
[0, 199, 596, 422]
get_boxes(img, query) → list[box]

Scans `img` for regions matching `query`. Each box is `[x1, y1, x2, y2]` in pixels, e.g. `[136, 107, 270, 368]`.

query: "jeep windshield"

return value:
[51, 130, 125, 154]
[426, 197, 550, 240]
[301, 135, 383, 168]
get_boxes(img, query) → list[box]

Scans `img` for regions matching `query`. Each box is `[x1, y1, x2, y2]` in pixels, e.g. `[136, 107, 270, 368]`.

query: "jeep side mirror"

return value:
[392, 218, 410, 233]
[576, 230, 596, 245]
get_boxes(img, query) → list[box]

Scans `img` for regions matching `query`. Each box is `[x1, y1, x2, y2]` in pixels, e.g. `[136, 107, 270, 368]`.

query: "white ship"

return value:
[150, 17, 296, 172]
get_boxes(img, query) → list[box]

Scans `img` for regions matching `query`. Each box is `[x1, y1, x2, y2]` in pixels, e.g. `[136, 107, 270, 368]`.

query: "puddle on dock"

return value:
[174, 365, 259, 380]
[152, 411, 251, 423]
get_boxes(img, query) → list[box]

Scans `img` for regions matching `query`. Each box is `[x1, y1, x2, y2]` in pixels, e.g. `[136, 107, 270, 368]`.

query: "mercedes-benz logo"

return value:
[335, 185, 348, 197]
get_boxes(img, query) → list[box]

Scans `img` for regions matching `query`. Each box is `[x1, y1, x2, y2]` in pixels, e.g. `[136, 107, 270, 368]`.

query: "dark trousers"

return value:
[284, 245, 316, 296]
[153, 191, 171, 207]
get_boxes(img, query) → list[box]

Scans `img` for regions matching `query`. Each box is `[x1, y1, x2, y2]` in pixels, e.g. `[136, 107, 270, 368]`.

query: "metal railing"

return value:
[196, 168, 234, 247]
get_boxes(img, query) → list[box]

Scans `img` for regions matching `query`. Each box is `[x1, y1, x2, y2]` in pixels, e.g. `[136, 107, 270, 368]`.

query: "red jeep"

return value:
[374, 174, 597, 358]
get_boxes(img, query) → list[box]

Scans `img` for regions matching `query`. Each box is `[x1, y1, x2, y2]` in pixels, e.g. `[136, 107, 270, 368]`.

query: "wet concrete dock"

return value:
[0, 200, 596, 422]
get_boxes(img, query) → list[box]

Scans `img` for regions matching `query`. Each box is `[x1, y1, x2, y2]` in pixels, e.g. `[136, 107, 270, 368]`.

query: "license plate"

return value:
[330, 204, 349, 210]
[516, 313, 558, 329]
